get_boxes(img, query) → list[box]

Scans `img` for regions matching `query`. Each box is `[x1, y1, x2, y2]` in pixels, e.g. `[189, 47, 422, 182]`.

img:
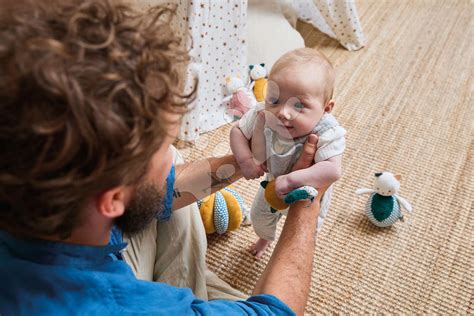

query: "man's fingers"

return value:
[292, 134, 318, 171]
[315, 185, 329, 202]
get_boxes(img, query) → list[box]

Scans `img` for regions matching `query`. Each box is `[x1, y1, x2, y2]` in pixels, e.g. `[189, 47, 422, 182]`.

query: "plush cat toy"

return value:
[355, 172, 413, 227]
[249, 64, 268, 102]
[223, 75, 255, 119]
[261, 179, 318, 213]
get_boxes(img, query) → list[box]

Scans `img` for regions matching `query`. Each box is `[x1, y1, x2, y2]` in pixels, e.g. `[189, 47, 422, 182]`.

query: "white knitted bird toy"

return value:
[355, 172, 413, 227]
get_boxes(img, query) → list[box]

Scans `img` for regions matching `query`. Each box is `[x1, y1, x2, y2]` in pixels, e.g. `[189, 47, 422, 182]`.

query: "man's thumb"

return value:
[307, 134, 318, 146]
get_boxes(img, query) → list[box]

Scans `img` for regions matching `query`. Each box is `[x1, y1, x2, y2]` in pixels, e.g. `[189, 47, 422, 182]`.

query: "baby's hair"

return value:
[270, 48, 335, 103]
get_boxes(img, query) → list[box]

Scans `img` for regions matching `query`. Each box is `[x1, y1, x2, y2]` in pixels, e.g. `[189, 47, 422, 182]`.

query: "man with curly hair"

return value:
[0, 0, 328, 314]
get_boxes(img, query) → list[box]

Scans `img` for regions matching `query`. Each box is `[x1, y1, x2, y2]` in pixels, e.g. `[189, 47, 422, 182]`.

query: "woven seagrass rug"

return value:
[179, 0, 473, 313]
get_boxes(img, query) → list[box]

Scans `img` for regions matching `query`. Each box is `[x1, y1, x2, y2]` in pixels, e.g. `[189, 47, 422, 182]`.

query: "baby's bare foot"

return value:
[249, 238, 272, 259]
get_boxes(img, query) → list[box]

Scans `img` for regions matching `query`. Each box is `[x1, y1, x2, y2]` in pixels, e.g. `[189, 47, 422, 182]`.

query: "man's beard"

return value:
[115, 183, 165, 236]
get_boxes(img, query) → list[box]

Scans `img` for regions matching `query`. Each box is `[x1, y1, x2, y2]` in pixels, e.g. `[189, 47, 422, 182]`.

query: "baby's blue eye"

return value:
[294, 102, 304, 110]
[268, 98, 279, 105]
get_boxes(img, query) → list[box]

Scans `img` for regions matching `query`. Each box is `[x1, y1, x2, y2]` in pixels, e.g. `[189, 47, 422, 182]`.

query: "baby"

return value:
[230, 48, 346, 257]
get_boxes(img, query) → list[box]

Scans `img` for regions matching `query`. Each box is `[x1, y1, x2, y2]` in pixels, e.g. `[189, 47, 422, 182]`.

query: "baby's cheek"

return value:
[294, 117, 315, 135]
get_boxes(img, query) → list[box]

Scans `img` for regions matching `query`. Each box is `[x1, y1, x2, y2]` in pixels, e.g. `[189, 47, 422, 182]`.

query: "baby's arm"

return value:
[275, 155, 342, 198]
[230, 126, 265, 180]
[250, 111, 266, 165]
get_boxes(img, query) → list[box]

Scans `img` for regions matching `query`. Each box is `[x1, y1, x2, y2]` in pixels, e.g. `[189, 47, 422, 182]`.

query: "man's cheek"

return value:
[149, 146, 174, 185]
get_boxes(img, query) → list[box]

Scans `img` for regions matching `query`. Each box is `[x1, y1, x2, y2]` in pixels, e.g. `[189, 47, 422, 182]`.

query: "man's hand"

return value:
[291, 134, 318, 172]
[274, 134, 319, 199]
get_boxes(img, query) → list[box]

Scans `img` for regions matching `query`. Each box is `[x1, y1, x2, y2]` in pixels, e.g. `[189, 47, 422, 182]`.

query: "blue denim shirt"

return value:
[0, 166, 294, 315]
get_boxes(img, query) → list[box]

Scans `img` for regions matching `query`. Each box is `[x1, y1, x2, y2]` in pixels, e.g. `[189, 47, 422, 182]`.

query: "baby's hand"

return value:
[274, 175, 294, 199]
[240, 158, 266, 180]
[254, 109, 265, 130]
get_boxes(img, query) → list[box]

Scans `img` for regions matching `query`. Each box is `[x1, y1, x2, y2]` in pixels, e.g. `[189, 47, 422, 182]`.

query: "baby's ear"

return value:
[324, 99, 335, 113]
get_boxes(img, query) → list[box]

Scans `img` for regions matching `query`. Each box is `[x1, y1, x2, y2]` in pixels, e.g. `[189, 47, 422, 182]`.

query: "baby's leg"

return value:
[317, 185, 333, 233]
[249, 186, 281, 258]
[250, 238, 272, 259]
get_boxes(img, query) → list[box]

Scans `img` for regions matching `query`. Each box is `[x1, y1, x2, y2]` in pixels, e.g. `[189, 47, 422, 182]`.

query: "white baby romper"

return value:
[239, 109, 346, 241]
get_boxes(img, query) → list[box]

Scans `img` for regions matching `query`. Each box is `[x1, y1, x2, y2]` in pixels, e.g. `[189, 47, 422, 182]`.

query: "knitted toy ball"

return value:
[261, 180, 288, 211]
[198, 186, 246, 234]
[261, 180, 318, 213]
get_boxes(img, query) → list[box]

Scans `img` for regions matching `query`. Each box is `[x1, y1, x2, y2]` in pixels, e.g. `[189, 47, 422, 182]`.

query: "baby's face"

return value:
[264, 67, 331, 139]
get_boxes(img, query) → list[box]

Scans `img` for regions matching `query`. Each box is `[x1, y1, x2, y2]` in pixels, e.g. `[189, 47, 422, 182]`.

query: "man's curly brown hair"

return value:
[0, 0, 195, 239]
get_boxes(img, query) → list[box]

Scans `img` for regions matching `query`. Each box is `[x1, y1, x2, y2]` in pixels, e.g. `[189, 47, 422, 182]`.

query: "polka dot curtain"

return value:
[178, 0, 248, 141]
[287, 0, 366, 51]
[130, 0, 248, 142]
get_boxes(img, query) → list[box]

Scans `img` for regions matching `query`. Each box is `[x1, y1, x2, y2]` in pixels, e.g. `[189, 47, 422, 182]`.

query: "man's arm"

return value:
[172, 121, 267, 211]
[171, 154, 243, 211]
[253, 134, 327, 315]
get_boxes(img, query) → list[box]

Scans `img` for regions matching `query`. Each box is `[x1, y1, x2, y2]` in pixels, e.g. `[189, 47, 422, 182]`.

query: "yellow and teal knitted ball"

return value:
[197, 186, 245, 234]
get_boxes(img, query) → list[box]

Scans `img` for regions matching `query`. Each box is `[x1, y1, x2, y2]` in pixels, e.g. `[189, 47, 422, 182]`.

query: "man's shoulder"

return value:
[0, 252, 197, 315]
[0, 240, 294, 316]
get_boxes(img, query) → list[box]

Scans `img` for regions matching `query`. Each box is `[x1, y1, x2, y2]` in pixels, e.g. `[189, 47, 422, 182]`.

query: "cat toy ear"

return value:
[260, 180, 269, 188]
[375, 172, 383, 177]
[249, 65, 254, 70]
[260, 63, 265, 67]
[394, 174, 402, 181]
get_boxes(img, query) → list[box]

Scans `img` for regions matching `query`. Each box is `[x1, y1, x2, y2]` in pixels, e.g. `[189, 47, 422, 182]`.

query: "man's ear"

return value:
[324, 99, 335, 113]
[95, 186, 130, 219]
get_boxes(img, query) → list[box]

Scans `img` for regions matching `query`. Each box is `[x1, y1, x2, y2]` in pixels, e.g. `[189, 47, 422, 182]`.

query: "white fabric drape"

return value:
[283, 0, 366, 51]
[177, 0, 249, 141]
[132, 0, 248, 142]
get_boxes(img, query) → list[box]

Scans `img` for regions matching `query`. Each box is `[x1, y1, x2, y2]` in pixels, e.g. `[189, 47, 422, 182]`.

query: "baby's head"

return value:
[264, 48, 335, 139]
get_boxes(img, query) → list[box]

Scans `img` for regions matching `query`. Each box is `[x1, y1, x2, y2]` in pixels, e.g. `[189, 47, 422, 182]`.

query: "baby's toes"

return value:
[255, 249, 266, 259]
[248, 243, 257, 255]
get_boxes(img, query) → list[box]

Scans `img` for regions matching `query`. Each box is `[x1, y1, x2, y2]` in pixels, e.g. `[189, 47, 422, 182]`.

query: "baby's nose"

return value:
[278, 106, 293, 120]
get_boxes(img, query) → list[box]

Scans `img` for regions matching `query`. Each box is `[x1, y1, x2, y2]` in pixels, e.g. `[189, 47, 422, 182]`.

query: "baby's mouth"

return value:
[278, 124, 294, 129]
